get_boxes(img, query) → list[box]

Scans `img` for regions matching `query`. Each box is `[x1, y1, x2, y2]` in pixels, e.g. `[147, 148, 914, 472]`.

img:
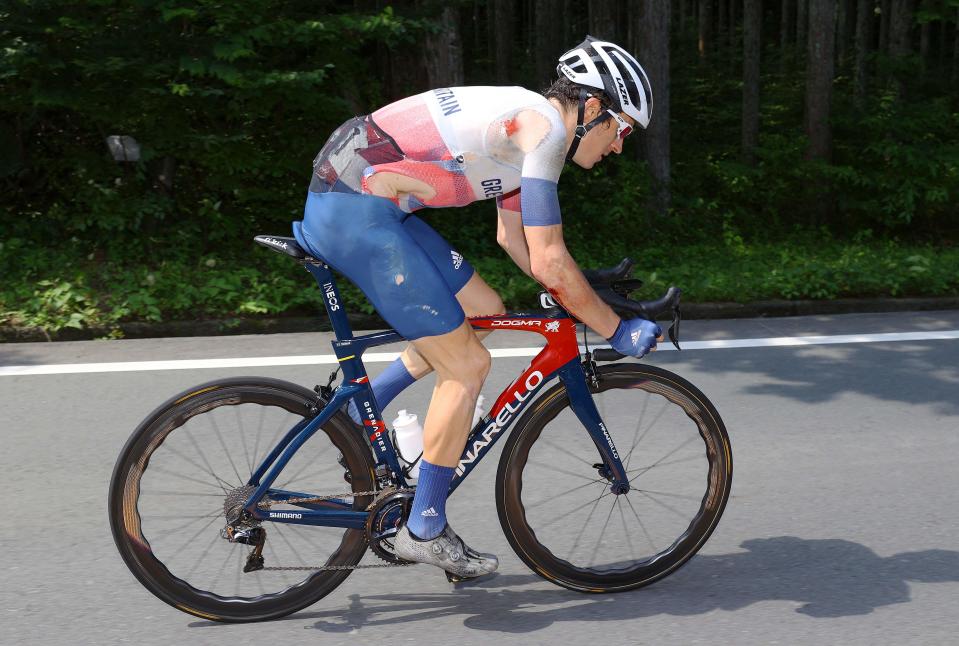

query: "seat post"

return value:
[303, 262, 354, 341]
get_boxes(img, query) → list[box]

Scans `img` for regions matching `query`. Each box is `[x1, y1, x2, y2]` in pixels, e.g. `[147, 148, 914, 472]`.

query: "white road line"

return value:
[1, 330, 957, 377]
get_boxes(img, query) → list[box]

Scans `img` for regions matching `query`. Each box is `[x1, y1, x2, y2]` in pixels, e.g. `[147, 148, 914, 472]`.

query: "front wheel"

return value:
[496, 363, 732, 593]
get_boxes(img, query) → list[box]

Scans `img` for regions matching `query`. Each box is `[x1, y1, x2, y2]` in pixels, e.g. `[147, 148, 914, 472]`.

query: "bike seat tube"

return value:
[304, 262, 354, 341]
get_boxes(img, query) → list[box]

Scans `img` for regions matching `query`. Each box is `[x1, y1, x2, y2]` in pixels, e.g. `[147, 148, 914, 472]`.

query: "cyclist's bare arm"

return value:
[525, 223, 621, 339]
[496, 207, 533, 277]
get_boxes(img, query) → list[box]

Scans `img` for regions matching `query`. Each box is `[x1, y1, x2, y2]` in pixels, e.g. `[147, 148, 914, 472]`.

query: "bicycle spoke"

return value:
[277, 460, 342, 490]
[627, 453, 704, 476]
[159, 442, 234, 492]
[236, 405, 253, 475]
[589, 497, 619, 568]
[209, 414, 244, 486]
[528, 458, 602, 482]
[272, 523, 310, 568]
[638, 489, 691, 520]
[567, 483, 610, 559]
[632, 488, 705, 501]
[149, 465, 228, 492]
[624, 493, 657, 553]
[184, 531, 223, 580]
[623, 391, 650, 471]
[184, 426, 231, 494]
[250, 405, 268, 475]
[624, 398, 669, 471]
[142, 510, 223, 520]
[524, 477, 606, 510]
[540, 438, 595, 467]
[208, 541, 237, 593]
[148, 491, 225, 497]
[628, 436, 700, 480]
[536, 487, 614, 530]
[167, 513, 224, 560]
[618, 497, 637, 560]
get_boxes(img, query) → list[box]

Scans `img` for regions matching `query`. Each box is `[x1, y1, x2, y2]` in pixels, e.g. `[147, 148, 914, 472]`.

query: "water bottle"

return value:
[472, 394, 486, 429]
[392, 410, 424, 479]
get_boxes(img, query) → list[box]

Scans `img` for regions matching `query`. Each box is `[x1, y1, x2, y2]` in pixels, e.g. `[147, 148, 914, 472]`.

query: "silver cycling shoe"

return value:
[393, 523, 498, 579]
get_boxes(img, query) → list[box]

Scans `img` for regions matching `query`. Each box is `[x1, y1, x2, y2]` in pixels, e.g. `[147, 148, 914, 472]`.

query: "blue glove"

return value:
[608, 318, 661, 358]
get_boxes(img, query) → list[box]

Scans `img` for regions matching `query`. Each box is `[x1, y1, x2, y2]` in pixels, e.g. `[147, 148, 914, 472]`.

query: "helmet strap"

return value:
[565, 88, 615, 162]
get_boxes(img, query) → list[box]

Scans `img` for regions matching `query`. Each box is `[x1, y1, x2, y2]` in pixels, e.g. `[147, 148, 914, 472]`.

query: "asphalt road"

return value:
[2, 310, 958, 645]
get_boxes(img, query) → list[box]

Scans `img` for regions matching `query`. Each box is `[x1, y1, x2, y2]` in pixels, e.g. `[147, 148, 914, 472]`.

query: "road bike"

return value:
[109, 233, 732, 622]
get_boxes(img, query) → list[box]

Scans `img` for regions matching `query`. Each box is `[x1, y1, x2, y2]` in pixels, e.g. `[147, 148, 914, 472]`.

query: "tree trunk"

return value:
[837, 0, 850, 66]
[729, 0, 739, 49]
[699, 0, 713, 57]
[718, 0, 728, 45]
[781, 0, 793, 48]
[680, 0, 689, 32]
[638, 0, 671, 217]
[797, 0, 808, 50]
[953, 8, 959, 83]
[939, 11, 948, 70]
[589, 0, 618, 40]
[742, 0, 761, 164]
[889, 0, 914, 98]
[423, 6, 464, 88]
[919, 18, 929, 76]
[805, 0, 836, 163]
[535, 0, 564, 87]
[879, 0, 891, 53]
[854, 0, 872, 107]
[492, 0, 514, 83]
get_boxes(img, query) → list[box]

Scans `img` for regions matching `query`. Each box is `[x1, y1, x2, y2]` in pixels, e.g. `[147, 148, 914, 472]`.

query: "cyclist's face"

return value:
[574, 108, 635, 169]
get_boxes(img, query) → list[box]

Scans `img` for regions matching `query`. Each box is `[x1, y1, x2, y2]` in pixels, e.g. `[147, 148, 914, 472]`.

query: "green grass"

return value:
[2, 233, 957, 337]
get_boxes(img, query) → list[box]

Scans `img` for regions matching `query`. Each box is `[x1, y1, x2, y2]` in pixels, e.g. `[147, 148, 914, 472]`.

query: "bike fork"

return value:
[558, 360, 630, 494]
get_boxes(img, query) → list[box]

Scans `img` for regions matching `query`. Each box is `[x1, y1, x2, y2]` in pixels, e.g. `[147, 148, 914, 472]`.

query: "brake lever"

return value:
[667, 303, 682, 350]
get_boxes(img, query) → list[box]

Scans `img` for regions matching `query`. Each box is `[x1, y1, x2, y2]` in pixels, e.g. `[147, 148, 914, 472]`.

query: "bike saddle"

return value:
[254, 235, 309, 260]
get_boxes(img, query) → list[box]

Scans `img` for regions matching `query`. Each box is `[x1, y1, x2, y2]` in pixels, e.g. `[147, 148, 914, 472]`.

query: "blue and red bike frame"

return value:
[241, 260, 629, 529]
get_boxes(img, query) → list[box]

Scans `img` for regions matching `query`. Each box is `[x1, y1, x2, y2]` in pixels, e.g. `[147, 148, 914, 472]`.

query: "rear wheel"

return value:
[109, 377, 376, 622]
[496, 363, 731, 592]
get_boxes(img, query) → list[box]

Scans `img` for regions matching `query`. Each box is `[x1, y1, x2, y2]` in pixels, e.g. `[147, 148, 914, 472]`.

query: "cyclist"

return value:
[293, 37, 662, 579]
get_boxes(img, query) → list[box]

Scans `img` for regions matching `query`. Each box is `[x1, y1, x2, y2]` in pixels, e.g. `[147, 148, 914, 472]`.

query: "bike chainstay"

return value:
[253, 487, 417, 572]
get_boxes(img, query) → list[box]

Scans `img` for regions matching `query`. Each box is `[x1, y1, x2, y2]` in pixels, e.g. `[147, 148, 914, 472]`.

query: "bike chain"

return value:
[251, 487, 418, 572]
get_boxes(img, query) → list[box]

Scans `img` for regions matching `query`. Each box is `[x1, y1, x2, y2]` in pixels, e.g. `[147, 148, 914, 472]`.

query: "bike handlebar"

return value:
[579, 258, 683, 358]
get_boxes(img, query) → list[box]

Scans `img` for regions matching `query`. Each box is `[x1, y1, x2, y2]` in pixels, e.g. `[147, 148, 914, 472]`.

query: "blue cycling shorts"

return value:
[293, 191, 475, 340]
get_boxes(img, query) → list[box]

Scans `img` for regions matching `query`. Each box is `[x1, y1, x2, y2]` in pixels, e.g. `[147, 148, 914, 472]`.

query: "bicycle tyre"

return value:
[496, 362, 732, 593]
[109, 377, 376, 622]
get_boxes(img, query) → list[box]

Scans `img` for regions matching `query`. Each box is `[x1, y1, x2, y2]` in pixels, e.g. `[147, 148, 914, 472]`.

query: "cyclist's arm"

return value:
[496, 206, 533, 278]
[525, 223, 620, 339]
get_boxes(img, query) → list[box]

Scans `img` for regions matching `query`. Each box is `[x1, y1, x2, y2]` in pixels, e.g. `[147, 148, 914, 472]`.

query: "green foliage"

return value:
[2, 2, 958, 336]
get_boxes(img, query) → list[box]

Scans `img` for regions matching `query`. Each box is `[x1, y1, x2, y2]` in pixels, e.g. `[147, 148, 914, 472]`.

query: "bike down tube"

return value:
[447, 313, 582, 494]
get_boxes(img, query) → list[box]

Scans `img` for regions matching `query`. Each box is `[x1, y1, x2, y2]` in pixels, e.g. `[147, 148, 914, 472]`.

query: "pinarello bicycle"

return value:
[109, 234, 732, 622]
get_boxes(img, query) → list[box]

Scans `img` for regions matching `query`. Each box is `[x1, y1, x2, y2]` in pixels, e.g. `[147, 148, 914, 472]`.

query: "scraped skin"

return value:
[508, 109, 554, 154]
[365, 172, 437, 205]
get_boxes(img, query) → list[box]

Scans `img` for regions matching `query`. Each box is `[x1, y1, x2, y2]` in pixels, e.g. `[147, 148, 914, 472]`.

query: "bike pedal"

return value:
[445, 571, 469, 584]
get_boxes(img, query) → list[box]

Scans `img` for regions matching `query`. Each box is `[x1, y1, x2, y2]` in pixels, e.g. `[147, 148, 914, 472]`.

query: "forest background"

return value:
[2, 0, 958, 337]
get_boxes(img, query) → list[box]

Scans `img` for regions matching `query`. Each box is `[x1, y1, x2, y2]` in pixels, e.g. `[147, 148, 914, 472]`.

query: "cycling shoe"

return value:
[393, 523, 498, 579]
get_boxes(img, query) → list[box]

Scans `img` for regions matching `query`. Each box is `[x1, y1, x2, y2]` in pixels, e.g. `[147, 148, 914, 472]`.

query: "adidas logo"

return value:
[421, 506, 439, 517]
[451, 251, 464, 270]
[631, 330, 642, 345]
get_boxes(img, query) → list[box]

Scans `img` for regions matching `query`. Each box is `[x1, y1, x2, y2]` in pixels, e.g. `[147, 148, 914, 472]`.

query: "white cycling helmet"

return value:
[557, 36, 653, 129]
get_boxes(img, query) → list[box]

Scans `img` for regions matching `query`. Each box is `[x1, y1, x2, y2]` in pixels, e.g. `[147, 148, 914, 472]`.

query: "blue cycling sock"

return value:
[406, 459, 454, 540]
[347, 358, 417, 424]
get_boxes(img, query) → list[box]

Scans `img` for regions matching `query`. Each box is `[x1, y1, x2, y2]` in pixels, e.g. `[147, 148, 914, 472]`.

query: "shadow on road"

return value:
[660, 340, 959, 415]
[188, 536, 959, 632]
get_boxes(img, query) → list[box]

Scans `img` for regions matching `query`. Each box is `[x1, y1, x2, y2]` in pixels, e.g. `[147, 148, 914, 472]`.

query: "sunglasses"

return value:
[606, 110, 634, 140]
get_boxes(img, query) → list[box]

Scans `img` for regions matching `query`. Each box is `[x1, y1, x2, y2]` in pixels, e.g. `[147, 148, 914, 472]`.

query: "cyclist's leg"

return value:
[348, 215, 504, 421]
[386, 214, 505, 381]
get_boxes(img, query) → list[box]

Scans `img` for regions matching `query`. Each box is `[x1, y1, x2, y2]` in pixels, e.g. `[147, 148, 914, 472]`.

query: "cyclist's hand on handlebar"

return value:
[608, 318, 663, 358]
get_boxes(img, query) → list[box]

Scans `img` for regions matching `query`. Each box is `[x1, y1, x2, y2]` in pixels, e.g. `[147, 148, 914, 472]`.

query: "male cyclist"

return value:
[292, 37, 662, 579]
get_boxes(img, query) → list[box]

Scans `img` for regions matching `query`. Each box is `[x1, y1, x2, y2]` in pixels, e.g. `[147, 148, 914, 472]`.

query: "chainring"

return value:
[364, 490, 416, 564]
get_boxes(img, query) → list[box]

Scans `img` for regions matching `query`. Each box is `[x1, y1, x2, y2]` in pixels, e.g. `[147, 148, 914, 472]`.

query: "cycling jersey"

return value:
[310, 86, 567, 226]
[295, 86, 570, 340]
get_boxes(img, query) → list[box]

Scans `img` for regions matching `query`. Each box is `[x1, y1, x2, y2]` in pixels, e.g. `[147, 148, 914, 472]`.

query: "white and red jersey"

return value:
[310, 86, 567, 225]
